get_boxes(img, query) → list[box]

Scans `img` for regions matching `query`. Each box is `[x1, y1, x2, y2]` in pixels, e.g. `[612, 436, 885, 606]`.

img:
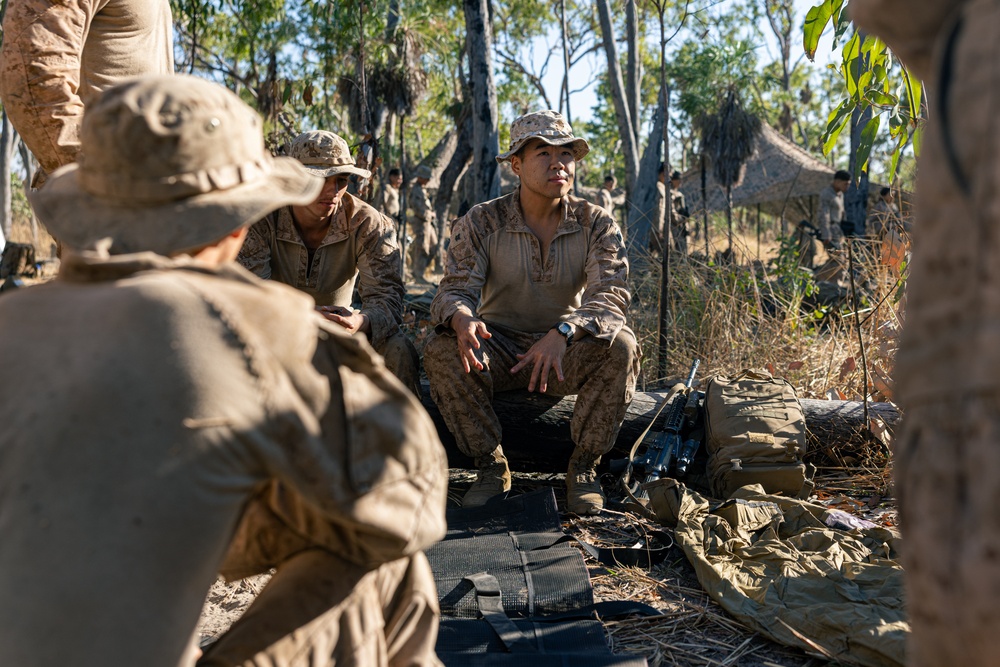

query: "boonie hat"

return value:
[496, 110, 590, 164]
[30, 74, 322, 256]
[414, 164, 433, 181]
[289, 130, 372, 179]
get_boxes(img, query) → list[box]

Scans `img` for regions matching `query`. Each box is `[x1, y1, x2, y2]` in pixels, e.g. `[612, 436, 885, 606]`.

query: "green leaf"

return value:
[281, 80, 293, 105]
[865, 89, 897, 106]
[804, 1, 837, 60]
[903, 69, 923, 121]
[888, 127, 909, 182]
[823, 99, 853, 155]
[913, 124, 924, 157]
[855, 114, 882, 178]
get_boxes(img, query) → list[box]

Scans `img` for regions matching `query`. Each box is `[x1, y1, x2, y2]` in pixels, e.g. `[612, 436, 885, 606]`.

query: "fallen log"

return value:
[418, 382, 900, 472]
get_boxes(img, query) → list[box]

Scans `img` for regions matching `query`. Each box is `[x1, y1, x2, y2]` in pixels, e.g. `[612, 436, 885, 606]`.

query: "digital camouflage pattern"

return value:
[850, 2, 998, 666]
[423, 324, 638, 461]
[238, 197, 420, 395]
[431, 187, 630, 341]
[495, 109, 590, 163]
[289, 130, 371, 179]
[426, 188, 637, 462]
[0, 0, 174, 174]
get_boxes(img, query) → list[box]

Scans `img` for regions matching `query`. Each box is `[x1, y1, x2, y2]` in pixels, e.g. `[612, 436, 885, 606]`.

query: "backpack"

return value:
[704, 369, 814, 499]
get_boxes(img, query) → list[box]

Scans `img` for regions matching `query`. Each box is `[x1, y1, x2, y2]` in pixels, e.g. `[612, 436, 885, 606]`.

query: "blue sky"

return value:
[526, 0, 839, 127]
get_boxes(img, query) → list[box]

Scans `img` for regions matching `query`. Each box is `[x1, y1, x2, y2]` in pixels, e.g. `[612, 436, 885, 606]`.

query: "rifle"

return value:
[626, 359, 700, 499]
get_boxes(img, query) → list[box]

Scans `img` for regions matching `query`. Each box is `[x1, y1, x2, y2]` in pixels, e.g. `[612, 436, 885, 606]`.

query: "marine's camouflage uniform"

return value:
[238, 194, 420, 396]
[670, 188, 689, 254]
[379, 182, 401, 220]
[425, 187, 639, 463]
[852, 1, 999, 665]
[0, 0, 174, 176]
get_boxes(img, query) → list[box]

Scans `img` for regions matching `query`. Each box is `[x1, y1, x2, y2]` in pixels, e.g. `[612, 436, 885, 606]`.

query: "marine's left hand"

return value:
[511, 330, 566, 393]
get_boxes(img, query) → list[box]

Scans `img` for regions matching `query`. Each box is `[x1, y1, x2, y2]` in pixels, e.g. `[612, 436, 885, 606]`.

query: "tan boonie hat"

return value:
[496, 110, 590, 164]
[30, 74, 322, 256]
[289, 130, 372, 179]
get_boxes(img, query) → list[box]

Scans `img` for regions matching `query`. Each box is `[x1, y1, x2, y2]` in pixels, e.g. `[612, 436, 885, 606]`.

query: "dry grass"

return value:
[630, 225, 906, 407]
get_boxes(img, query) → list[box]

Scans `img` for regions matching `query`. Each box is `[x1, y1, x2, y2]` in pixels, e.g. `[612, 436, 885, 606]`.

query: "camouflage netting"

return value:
[680, 124, 911, 224]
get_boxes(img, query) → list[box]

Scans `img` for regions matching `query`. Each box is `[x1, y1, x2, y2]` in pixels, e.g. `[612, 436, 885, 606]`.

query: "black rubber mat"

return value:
[429, 530, 593, 618]
[431, 488, 650, 666]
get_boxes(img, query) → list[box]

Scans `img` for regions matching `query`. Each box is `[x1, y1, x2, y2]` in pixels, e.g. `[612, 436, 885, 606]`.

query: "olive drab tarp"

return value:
[648, 481, 907, 667]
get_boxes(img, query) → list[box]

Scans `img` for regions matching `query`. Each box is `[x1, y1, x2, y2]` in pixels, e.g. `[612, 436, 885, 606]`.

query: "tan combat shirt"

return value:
[598, 188, 614, 214]
[0, 0, 174, 173]
[431, 187, 630, 343]
[0, 250, 447, 667]
[238, 193, 405, 350]
[818, 185, 846, 243]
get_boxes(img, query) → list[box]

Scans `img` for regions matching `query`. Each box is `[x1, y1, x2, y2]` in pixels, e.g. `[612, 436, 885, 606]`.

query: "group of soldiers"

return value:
[0, 1, 996, 667]
[595, 164, 690, 256]
[0, 2, 637, 659]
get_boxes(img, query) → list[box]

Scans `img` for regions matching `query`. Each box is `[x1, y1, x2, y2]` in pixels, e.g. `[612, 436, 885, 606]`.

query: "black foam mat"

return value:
[429, 531, 593, 618]
[430, 488, 649, 666]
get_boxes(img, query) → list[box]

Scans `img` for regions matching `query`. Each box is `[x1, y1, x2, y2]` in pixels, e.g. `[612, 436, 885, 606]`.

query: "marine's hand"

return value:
[511, 330, 566, 393]
[318, 306, 371, 335]
[451, 311, 491, 373]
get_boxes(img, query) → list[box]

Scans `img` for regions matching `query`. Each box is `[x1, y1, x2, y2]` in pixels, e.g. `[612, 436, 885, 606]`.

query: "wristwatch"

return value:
[555, 321, 575, 345]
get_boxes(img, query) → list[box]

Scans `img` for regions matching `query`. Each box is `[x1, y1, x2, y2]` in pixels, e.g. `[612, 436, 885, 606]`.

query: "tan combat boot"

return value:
[566, 454, 604, 515]
[463, 446, 512, 508]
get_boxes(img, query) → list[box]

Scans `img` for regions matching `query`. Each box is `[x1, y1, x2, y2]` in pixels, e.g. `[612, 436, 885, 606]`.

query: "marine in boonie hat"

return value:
[289, 130, 372, 179]
[29, 74, 322, 256]
[496, 110, 590, 164]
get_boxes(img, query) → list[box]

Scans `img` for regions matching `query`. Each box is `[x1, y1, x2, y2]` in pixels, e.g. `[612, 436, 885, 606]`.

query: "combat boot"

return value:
[463, 446, 512, 508]
[566, 453, 604, 515]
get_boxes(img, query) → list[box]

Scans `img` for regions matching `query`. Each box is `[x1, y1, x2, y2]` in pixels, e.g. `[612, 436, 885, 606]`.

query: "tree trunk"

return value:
[701, 155, 709, 257]
[625, 98, 663, 266]
[463, 0, 500, 204]
[625, 0, 641, 142]
[846, 30, 872, 235]
[433, 107, 474, 268]
[595, 0, 639, 200]
[418, 382, 900, 472]
[0, 111, 16, 240]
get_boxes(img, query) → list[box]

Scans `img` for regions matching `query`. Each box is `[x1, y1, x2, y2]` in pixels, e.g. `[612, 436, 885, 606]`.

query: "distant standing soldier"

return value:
[669, 170, 690, 255]
[238, 130, 421, 396]
[818, 170, 851, 250]
[868, 187, 903, 237]
[379, 167, 404, 222]
[598, 174, 616, 215]
[0, 0, 174, 184]
[653, 162, 668, 252]
[409, 164, 439, 282]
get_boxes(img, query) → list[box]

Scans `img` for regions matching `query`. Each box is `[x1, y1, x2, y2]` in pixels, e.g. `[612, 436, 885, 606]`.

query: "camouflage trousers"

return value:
[375, 331, 421, 398]
[204, 487, 442, 667]
[424, 324, 639, 462]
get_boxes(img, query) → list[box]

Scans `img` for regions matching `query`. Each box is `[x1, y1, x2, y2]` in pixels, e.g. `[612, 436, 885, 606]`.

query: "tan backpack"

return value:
[704, 369, 814, 499]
